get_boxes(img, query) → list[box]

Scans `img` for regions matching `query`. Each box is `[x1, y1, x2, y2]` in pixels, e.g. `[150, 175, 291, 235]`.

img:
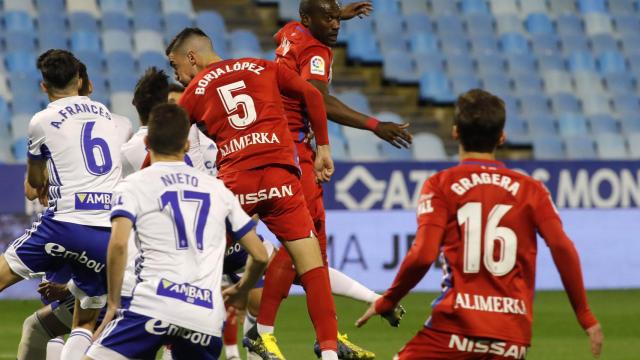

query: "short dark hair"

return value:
[454, 89, 506, 153]
[78, 61, 91, 96]
[165, 27, 209, 56]
[147, 103, 190, 156]
[299, 0, 337, 15]
[36, 49, 80, 91]
[132, 67, 169, 126]
[168, 83, 185, 93]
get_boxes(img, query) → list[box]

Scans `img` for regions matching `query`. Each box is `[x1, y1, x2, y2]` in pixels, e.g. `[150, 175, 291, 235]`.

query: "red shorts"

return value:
[396, 327, 528, 360]
[296, 142, 327, 260]
[218, 165, 315, 242]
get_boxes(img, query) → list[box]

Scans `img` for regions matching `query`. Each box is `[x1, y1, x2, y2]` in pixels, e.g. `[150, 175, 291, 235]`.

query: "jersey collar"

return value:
[48, 95, 89, 107]
[460, 158, 506, 168]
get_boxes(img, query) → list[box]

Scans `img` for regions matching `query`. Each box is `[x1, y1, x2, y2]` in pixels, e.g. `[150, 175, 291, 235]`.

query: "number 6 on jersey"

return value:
[458, 202, 517, 276]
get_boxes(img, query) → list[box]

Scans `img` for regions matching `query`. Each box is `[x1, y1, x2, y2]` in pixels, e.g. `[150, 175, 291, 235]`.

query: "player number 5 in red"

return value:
[457, 202, 517, 276]
[216, 80, 258, 130]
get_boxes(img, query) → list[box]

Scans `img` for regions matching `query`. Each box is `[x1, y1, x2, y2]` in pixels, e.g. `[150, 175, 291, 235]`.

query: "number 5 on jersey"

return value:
[217, 81, 257, 129]
[458, 203, 517, 276]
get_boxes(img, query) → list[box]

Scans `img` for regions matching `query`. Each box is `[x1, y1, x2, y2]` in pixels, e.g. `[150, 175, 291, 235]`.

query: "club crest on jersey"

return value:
[417, 193, 434, 215]
[156, 279, 213, 309]
[310, 56, 325, 76]
[75, 192, 112, 210]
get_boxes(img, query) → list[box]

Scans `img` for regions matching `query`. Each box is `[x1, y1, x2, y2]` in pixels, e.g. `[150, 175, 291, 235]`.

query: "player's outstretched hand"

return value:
[93, 305, 117, 341]
[315, 145, 334, 183]
[586, 323, 604, 358]
[341, 1, 373, 20]
[223, 284, 248, 310]
[355, 302, 379, 328]
[374, 122, 412, 149]
[37, 282, 70, 302]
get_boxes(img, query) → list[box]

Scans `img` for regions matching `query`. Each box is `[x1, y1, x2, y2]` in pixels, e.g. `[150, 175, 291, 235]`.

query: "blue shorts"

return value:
[4, 214, 109, 308]
[87, 310, 222, 360]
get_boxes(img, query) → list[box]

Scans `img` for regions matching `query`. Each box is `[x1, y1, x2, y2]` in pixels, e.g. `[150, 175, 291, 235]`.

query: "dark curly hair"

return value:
[132, 67, 169, 125]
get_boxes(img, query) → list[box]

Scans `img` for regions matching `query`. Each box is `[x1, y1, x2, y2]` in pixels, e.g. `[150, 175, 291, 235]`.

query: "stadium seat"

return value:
[620, 113, 640, 132]
[590, 34, 619, 56]
[527, 115, 557, 136]
[195, 11, 226, 38]
[495, 14, 523, 34]
[521, 0, 549, 15]
[500, 33, 529, 54]
[410, 33, 439, 56]
[405, 13, 432, 34]
[4, 31, 37, 52]
[446, 55, 475, 76]
[67, 0, 101, 18]
[161, 0, 194, 15]
[613, 14, 640, 35]
[37, 13, 67, 34]
[584, 13, 614, 35]
[165, 13, 193, 40]
[375, 18, 404, 37]
[465, 13, 494, 36]
[4, 0, 37, 16]
[430, 0, 460, 16]
[578, 0, 607, 13]
[481, 72, 512, 96]
[103, 30, 133, 53]
[504, 115, 529, 144]
[345, 133, 381, 161]
[134, 11, 163, 32]
[549, 0, 577, 14]
[0, 74, 11, 100]
[440, 35, 469, 55]
[612, 95, 640, 114]
[609, 0, 636, 14]
[595, 133, 629, 159]
[99, 0, 130, 13]
[597, 51, 627, 74]
[412, 132, 448, 160]
[513, 73, 544, 95]
[532, 34, 560, 56]
[0, 97, 10, 127]
[543, 70, 574, 94]
[12, 136, 30, 162]
[506, 53, 536, 75]
[604, 73, 635, 95]
[379, 33, 408, 53]
[229, 30, 261, 52]
[626, 132, 640, 157]
[131, 0, 161, 13]
[589, 115, 619, 133]
[538, 53, 566, 71]
[381, 140, 413, 160]
[556, 14, 583, 37]
[519, 94, 549, 115]
[110, 91, 138, 121]
[489, 0, 518, 15]
[69, 12, 99, 33]
[526, 13, 554, 35]
[330, 136, 349, 161]
[573, 71, 605, 95]
[71, 31, 101, 53]
[3, 11, 35, 32]
[336, 91, 371, 114]
[10, 112, 32, 139]
[38, 32, 68, 51]
[108, 73, 137, 92]
[564, 135, 597, 159]
[561, 34, 590, 55]
[580, 93, 611, 116]
[551, 93, 582, 115]
[106, 52, 136, 74]
[415, 53, 445, 75]
[400, 0, 429, 16]
[419, 72, 455, 103]
[133, 30, 165, 54]
[501, 94, 518, 115]
[346, 32, 383, 63]
[75, 51, 104, 73]
[5, 52, 37, 74]
[460, 0, 489, 14]
[476, 53, 506, 75]
[470, 34, 499, 55]
[451, 74, 481, 95]
[278, 0, 299, 20]
[620, 32, 640, 54]
[559, 113, 589, 136]
[139, 51, 169, 73]
[101, 12, 131, 31]
[568, 51, 597, 72]
[435, 15, 465, 36]
[383, 51, 416, 83]
[533, 136, 564, 159]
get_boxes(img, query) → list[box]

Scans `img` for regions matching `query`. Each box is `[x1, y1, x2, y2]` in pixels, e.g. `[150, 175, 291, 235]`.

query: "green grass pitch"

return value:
[0, 290, 638, 359]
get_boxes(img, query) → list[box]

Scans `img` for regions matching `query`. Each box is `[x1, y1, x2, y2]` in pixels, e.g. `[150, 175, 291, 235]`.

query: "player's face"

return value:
[168, 91, 182, 104]
[305, 1, 341, 46]
[169, 53, 195, 87]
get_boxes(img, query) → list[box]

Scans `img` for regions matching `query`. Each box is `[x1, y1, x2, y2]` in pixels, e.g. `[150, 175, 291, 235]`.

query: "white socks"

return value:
[46, 337, 64, 360]
[328, 267, 380, 304]
[161, 347, 173, 360]
[60, 328, 92, 360]
[225, 344, 240, 358]
[244, 312, 257, 337]
[257, 324, 274, 335]
[321, 350, 339, 360]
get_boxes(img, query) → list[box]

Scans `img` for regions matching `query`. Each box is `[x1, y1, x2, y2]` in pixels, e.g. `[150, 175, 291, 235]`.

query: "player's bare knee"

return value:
[0, 257, 22, 292]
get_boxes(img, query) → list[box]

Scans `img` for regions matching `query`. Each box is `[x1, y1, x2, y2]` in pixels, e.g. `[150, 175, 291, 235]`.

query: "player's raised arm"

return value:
[339, 1, 373, 20]
[535, 190, 603, 358]
[276, 63, 334, 182]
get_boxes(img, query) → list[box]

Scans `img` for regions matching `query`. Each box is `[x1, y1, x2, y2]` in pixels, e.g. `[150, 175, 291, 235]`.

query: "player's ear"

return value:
[183, 140, 190, 153]
[187, 50, 197, 67]
[452, 125, 459, 140]
[88, 80, 94, 95]
[39, 81, 48, 94]
[300, 12, 311, 27]
[498, 131, 506, 146]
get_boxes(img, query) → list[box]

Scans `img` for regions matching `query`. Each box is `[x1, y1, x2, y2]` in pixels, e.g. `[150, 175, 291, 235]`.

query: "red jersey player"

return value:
[356, 89, 603, 359]
[165, 28, 339, 360]
[254, 1, 408, 358]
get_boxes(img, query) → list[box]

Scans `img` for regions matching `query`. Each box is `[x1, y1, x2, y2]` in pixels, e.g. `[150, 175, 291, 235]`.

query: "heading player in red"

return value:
[165, 28, 340, 360]
[356, 89, 604, 359]
[253, 1, 408, 357]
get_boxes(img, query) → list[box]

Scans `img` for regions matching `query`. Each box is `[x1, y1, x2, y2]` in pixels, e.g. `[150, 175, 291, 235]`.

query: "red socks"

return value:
[257, 247, 297, 327]
[223, 306, 238, 345]
[300, 266, 338, 352]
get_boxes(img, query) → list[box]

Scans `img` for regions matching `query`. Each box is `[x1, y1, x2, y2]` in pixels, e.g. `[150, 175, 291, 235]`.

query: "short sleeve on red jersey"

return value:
[533, 182, 561, 227]
[298, 46, 331, 83]
[417, 176, 449, 229]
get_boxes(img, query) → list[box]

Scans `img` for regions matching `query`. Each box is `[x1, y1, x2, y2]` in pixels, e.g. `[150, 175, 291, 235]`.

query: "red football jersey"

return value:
[179, 58, 305, 176]
[416, 159, 560, 344]
[275, 21, 333, 138]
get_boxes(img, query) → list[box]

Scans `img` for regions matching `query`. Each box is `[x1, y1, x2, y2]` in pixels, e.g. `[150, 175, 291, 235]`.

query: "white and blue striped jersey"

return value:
[28, 96, 125, 227]
[110, 162, 254, 336]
